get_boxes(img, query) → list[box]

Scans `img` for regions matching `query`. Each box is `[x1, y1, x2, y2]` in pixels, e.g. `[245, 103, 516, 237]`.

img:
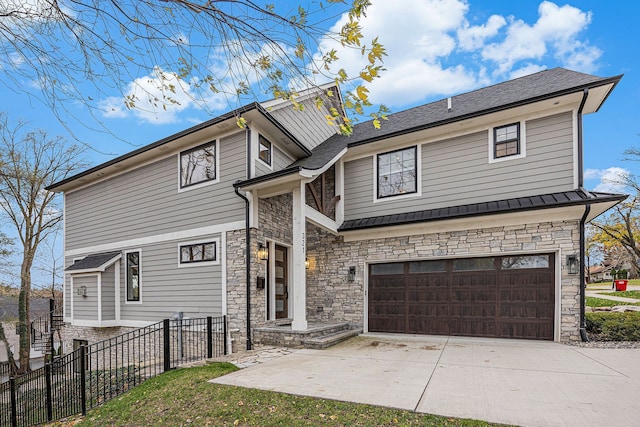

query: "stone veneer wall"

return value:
[225, 193, 294, 352]
[59, 324, 137, 354]
[306, 220, 582, 342]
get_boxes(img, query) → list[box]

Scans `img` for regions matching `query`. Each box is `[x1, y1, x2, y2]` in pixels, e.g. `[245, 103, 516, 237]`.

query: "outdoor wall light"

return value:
[348, 266, 356, 282]
[305, 257, 310, 269]
[566, 254, 579, 275]
[258, 243, 269, 261]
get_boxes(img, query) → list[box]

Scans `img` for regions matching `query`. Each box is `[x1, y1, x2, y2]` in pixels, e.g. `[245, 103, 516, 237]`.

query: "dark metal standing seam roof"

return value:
[338, 190, 627, 232]
[65, 251, 122, 271]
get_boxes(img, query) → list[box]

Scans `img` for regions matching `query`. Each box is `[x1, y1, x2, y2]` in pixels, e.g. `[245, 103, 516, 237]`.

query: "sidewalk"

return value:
[586, 286, 640, 304]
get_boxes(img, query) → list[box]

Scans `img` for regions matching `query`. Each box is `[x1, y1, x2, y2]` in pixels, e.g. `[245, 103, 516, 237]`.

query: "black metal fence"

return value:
[1, 316, 227, 427]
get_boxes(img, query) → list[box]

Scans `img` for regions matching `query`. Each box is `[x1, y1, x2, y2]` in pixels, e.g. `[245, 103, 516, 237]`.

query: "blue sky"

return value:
[2, 1, 638, 187]
[0, 0, 638, 287]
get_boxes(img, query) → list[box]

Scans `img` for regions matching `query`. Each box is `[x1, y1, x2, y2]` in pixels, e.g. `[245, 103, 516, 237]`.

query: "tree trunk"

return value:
[17, 250, 34, 374]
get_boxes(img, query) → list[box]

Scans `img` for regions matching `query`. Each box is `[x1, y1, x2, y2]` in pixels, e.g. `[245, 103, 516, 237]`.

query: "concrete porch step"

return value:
[302, 328, 362, 350]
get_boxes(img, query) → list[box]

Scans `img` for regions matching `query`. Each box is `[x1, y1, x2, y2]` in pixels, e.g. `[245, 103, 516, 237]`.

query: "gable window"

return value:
[377, 146, 417, 198]
[493, 123, 520, 159]
[126, 251, 140, 302]
[180, 141, 217, 188]
[180, 242, 216, 264]
[258, 135, 272, 166]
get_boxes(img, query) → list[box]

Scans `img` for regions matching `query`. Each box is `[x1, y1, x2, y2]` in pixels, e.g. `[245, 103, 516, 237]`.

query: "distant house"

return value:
[47, 68, 625, 352]
[589, 265, 613, 282]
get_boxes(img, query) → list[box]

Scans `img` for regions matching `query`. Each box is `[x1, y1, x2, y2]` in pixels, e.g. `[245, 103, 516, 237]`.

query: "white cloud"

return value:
[585, 167, 629, 193]
[99, 67, 196, 124]
[311, 0, 601, 109]
[99, 1, 604, 124]
[481, 1, 600, 74]
[458, 15, 506, 51]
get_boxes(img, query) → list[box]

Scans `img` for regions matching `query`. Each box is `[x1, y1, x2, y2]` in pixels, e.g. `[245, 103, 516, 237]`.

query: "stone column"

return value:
[291, 182, 308, 330]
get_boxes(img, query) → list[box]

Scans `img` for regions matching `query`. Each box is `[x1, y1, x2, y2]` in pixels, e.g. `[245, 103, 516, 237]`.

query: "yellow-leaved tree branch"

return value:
[0, 0, 387, 137]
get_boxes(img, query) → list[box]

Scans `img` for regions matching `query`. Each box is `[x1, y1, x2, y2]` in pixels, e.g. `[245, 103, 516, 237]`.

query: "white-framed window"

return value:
[179, 140, 219, 189]
[178, 237, 221, 267]
[376, 146, 419, 199]
[125, 250, 141, 303]
[489, 121, 526, 162]
[258, 135, 272, 167]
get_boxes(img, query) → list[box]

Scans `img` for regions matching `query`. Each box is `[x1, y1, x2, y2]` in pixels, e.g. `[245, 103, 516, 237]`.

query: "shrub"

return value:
[585, 312, 640, 341]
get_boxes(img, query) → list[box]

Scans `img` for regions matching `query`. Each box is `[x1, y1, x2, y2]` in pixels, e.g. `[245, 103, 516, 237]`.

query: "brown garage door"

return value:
[368, 254, 555, 340]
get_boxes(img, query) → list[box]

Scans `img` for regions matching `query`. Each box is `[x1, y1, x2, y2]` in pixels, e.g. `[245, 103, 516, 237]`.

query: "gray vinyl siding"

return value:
[65, 132, 246, 250]
[72, 275, 98, 321]
[119, 237, 223, 322]
[254, 144, 293, 177]
[267, 97, 336, 150]
[273, 146, 293, 171]
[255, 157, 272, 177]
[102, 264, 116, 321]
[344, 112, 575, 220]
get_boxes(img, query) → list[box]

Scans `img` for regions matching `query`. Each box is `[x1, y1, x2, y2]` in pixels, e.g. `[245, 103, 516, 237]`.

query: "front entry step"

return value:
[302, 328, 361, 349]
[253, 322, 361, 348]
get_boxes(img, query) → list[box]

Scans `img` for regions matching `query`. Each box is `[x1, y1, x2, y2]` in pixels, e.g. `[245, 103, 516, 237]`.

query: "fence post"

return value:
[9, 377, 17, 427]
[206, 317, 213, 359]
[80, 345, 87, 415]
[45, 363, 53, 422]
[163, 319, 171, 372]
[223, 315, 228, 355]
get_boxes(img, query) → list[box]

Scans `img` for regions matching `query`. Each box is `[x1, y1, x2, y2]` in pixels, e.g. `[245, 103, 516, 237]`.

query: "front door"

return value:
[274, 244, 288, 319]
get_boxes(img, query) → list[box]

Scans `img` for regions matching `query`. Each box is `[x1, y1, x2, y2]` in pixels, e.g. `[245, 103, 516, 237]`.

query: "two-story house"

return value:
[48, 68, 625, 352]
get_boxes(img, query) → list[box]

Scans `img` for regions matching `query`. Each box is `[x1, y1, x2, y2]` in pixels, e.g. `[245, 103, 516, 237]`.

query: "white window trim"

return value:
[373, 144, 422, 203]
[124, 249, 142, 305]
[257, 135, 273, 170]
[177, 236, 221, 268]
[488, 121, 526, 163]
[177, 139, 220, 192]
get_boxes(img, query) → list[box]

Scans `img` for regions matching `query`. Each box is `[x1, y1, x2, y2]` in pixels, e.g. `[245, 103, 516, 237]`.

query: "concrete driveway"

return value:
[211, 335, 640, 427]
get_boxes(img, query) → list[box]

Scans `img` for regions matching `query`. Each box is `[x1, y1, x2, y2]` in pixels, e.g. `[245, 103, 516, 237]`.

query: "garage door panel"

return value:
[369, 254, 555, 340]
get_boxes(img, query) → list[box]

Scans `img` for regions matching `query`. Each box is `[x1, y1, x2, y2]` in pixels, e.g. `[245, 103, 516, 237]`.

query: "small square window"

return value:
[180, 242, 216, 264]
[377, 146, 417, 198]
[493, 123, 520, 159]
[258, 135, 272, 166]
[180, 141, 217, 188]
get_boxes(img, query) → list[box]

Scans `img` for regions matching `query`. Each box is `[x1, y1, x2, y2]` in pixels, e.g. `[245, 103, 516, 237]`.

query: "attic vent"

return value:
[447, 97, 452, 112]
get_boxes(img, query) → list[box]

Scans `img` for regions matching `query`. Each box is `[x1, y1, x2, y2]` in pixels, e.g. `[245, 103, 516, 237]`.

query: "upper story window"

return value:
[493, 123, 520, 159]
[180, 242, 216, 264]
[180, 141, 217, 188]
[377, 146, 418, 199]
[126, 251, 140, 302]
[258, 135, 272, 166]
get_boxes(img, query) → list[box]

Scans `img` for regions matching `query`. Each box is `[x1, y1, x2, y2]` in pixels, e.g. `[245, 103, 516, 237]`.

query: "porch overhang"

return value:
[65, 251, 122, 274]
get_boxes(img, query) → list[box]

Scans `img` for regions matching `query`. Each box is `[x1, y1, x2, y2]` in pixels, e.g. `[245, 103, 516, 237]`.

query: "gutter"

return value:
[577, 88, 590, 342]
[346, 75, 623, 150]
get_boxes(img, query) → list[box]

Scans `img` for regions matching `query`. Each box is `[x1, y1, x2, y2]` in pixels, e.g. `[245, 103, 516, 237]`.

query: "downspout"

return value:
[234, 185, 252, 350]
[577, 88, 590, 342]
[232, 126, 253, 350]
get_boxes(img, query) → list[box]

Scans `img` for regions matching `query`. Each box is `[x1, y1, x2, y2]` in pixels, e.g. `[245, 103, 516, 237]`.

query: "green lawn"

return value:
[52, 362, 504, 427]
[601, 290, 640, 299]
[586, 297, 640, 307]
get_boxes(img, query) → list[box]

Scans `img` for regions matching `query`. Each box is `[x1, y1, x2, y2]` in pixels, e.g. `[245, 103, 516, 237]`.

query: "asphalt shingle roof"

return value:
[338, 190, 627, 231]
[65, 251, 121, 272]
[293, 67, 621, 171]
